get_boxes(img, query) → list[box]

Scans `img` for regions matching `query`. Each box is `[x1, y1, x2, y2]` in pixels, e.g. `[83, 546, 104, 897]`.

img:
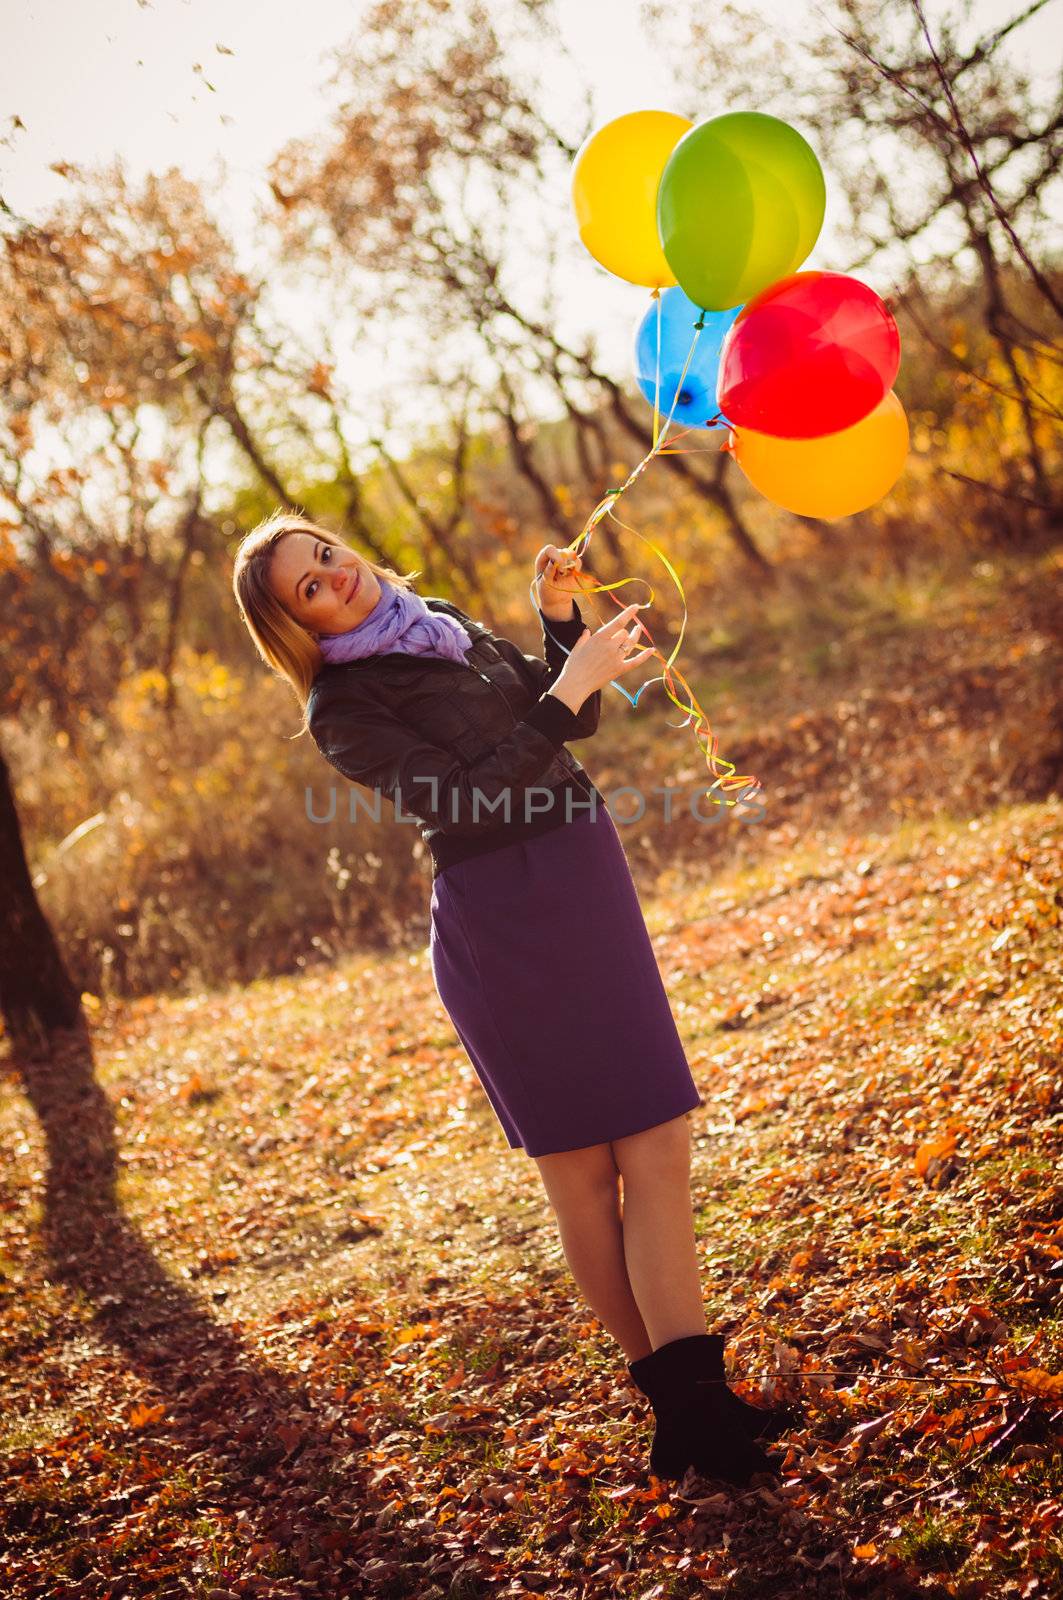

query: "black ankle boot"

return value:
[627, 1336, 779, 1485]
[627, 1344, 697, 1481]
[688, 1333, 796, 1443]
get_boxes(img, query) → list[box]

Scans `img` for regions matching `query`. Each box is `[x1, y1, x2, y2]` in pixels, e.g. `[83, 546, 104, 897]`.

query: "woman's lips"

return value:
[345, 568, 360, 603]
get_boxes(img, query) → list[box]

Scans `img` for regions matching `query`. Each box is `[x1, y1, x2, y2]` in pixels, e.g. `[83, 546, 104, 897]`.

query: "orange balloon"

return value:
[727, 391, 909, 518]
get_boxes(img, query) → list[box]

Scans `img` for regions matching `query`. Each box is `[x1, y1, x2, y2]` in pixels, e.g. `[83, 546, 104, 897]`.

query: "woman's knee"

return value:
[532, 1141, 620, 1215]
[610, 1114, 692, 1181]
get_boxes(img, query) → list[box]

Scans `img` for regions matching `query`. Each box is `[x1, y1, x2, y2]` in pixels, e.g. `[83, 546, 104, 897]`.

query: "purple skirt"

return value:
[428, 800, 705, 1157]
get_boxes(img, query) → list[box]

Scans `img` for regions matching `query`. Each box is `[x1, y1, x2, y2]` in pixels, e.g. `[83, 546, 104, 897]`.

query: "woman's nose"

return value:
[333, 567, 348, 589]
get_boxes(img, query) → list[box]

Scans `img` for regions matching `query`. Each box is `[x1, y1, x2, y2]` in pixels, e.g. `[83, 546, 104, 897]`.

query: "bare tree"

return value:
[266, 0, 771, 572]
[646, 0, 1061, 523]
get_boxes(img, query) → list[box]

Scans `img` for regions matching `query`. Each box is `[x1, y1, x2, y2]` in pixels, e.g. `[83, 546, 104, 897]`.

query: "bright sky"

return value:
[1, 0, 660, 220]
[2, 0, 1058, 456]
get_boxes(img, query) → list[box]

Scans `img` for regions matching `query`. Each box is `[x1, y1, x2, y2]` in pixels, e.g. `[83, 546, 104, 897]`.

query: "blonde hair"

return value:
[232, 509, 421, 736]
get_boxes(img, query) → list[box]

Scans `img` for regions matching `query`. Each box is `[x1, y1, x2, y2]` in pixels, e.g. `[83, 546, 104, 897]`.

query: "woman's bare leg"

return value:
[532, 1141, 652, 1362]
[611, 1115, 707, 1350]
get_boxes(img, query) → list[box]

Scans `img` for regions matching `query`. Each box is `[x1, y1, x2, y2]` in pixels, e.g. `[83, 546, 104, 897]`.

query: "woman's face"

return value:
[268, 532, 382, 637]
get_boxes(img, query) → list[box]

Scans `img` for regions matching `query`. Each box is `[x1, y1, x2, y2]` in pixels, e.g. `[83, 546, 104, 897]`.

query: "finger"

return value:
[602, 602, 643, 631]
[620, 645, 654, 667]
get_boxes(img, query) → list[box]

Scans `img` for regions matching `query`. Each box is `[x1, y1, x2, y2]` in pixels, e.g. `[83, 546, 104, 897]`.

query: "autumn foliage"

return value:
[0, 0, 1061, 1594]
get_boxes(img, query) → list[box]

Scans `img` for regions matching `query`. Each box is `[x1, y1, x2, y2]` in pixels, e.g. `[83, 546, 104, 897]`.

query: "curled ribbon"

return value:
[530, 295, 761, 807]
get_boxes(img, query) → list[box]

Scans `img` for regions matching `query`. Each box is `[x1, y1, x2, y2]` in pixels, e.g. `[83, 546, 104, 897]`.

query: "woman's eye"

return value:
[307, 580, 318, 599]
[322, 547, 332, 563]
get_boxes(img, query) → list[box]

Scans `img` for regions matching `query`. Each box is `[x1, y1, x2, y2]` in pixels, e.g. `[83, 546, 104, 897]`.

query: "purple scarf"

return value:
[317, 578, 473, 665]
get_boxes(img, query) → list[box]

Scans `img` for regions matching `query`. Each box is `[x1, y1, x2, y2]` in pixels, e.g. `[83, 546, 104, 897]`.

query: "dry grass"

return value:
[9, 540, 1061, 1001]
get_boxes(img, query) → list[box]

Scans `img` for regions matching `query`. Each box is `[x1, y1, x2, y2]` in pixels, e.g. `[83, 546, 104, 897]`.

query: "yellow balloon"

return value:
[572, 110, 692, 287]
[728, 392, 910, 518]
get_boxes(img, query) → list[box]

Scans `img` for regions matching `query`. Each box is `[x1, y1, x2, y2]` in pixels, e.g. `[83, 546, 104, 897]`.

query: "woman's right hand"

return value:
[547, 603, 655, 711]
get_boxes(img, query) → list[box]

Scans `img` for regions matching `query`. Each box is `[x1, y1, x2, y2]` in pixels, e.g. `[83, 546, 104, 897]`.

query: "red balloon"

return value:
[716, 271, 901, 439]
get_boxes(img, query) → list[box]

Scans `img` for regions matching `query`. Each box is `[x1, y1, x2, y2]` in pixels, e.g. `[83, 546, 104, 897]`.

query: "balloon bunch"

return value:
[573, 108, 908, 518]
[538, 109, 909, 804]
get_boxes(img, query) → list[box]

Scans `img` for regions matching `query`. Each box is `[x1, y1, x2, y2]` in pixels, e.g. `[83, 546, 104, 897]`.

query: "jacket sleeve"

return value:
[491, 602, 601, 740]
[308, 677, 589, 837]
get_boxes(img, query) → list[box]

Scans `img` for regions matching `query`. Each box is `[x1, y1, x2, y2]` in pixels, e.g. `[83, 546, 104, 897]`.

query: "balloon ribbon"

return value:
[531, 309, 760, 807]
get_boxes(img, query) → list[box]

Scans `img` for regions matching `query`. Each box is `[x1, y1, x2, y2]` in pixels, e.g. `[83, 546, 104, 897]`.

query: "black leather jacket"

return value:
[305, 596, 603, 877]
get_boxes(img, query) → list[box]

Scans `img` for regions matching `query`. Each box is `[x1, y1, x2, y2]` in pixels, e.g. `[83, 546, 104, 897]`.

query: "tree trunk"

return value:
[969, 224, 1052, 509]
[0, 744, 82, 1055]
[162, 496, 203, 720]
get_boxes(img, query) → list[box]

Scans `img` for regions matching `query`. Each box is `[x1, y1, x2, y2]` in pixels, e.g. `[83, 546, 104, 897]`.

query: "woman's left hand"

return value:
[534, 544, 587, 610]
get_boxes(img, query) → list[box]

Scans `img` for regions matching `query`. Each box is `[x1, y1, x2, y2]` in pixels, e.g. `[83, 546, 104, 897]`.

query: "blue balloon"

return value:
[634, 288, 741, 429]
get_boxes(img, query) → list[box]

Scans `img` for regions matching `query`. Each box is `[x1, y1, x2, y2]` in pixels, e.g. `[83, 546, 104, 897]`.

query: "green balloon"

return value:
[656, 112, 826, 312]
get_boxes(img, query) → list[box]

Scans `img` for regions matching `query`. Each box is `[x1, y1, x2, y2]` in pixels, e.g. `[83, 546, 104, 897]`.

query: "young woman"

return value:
[232, 509, 782, 1486]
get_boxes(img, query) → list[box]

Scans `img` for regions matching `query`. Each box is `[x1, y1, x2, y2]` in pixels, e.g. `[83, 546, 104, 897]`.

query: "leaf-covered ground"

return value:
[2, 545, 1062, 1597]
[1, 789, 1060, 1598]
